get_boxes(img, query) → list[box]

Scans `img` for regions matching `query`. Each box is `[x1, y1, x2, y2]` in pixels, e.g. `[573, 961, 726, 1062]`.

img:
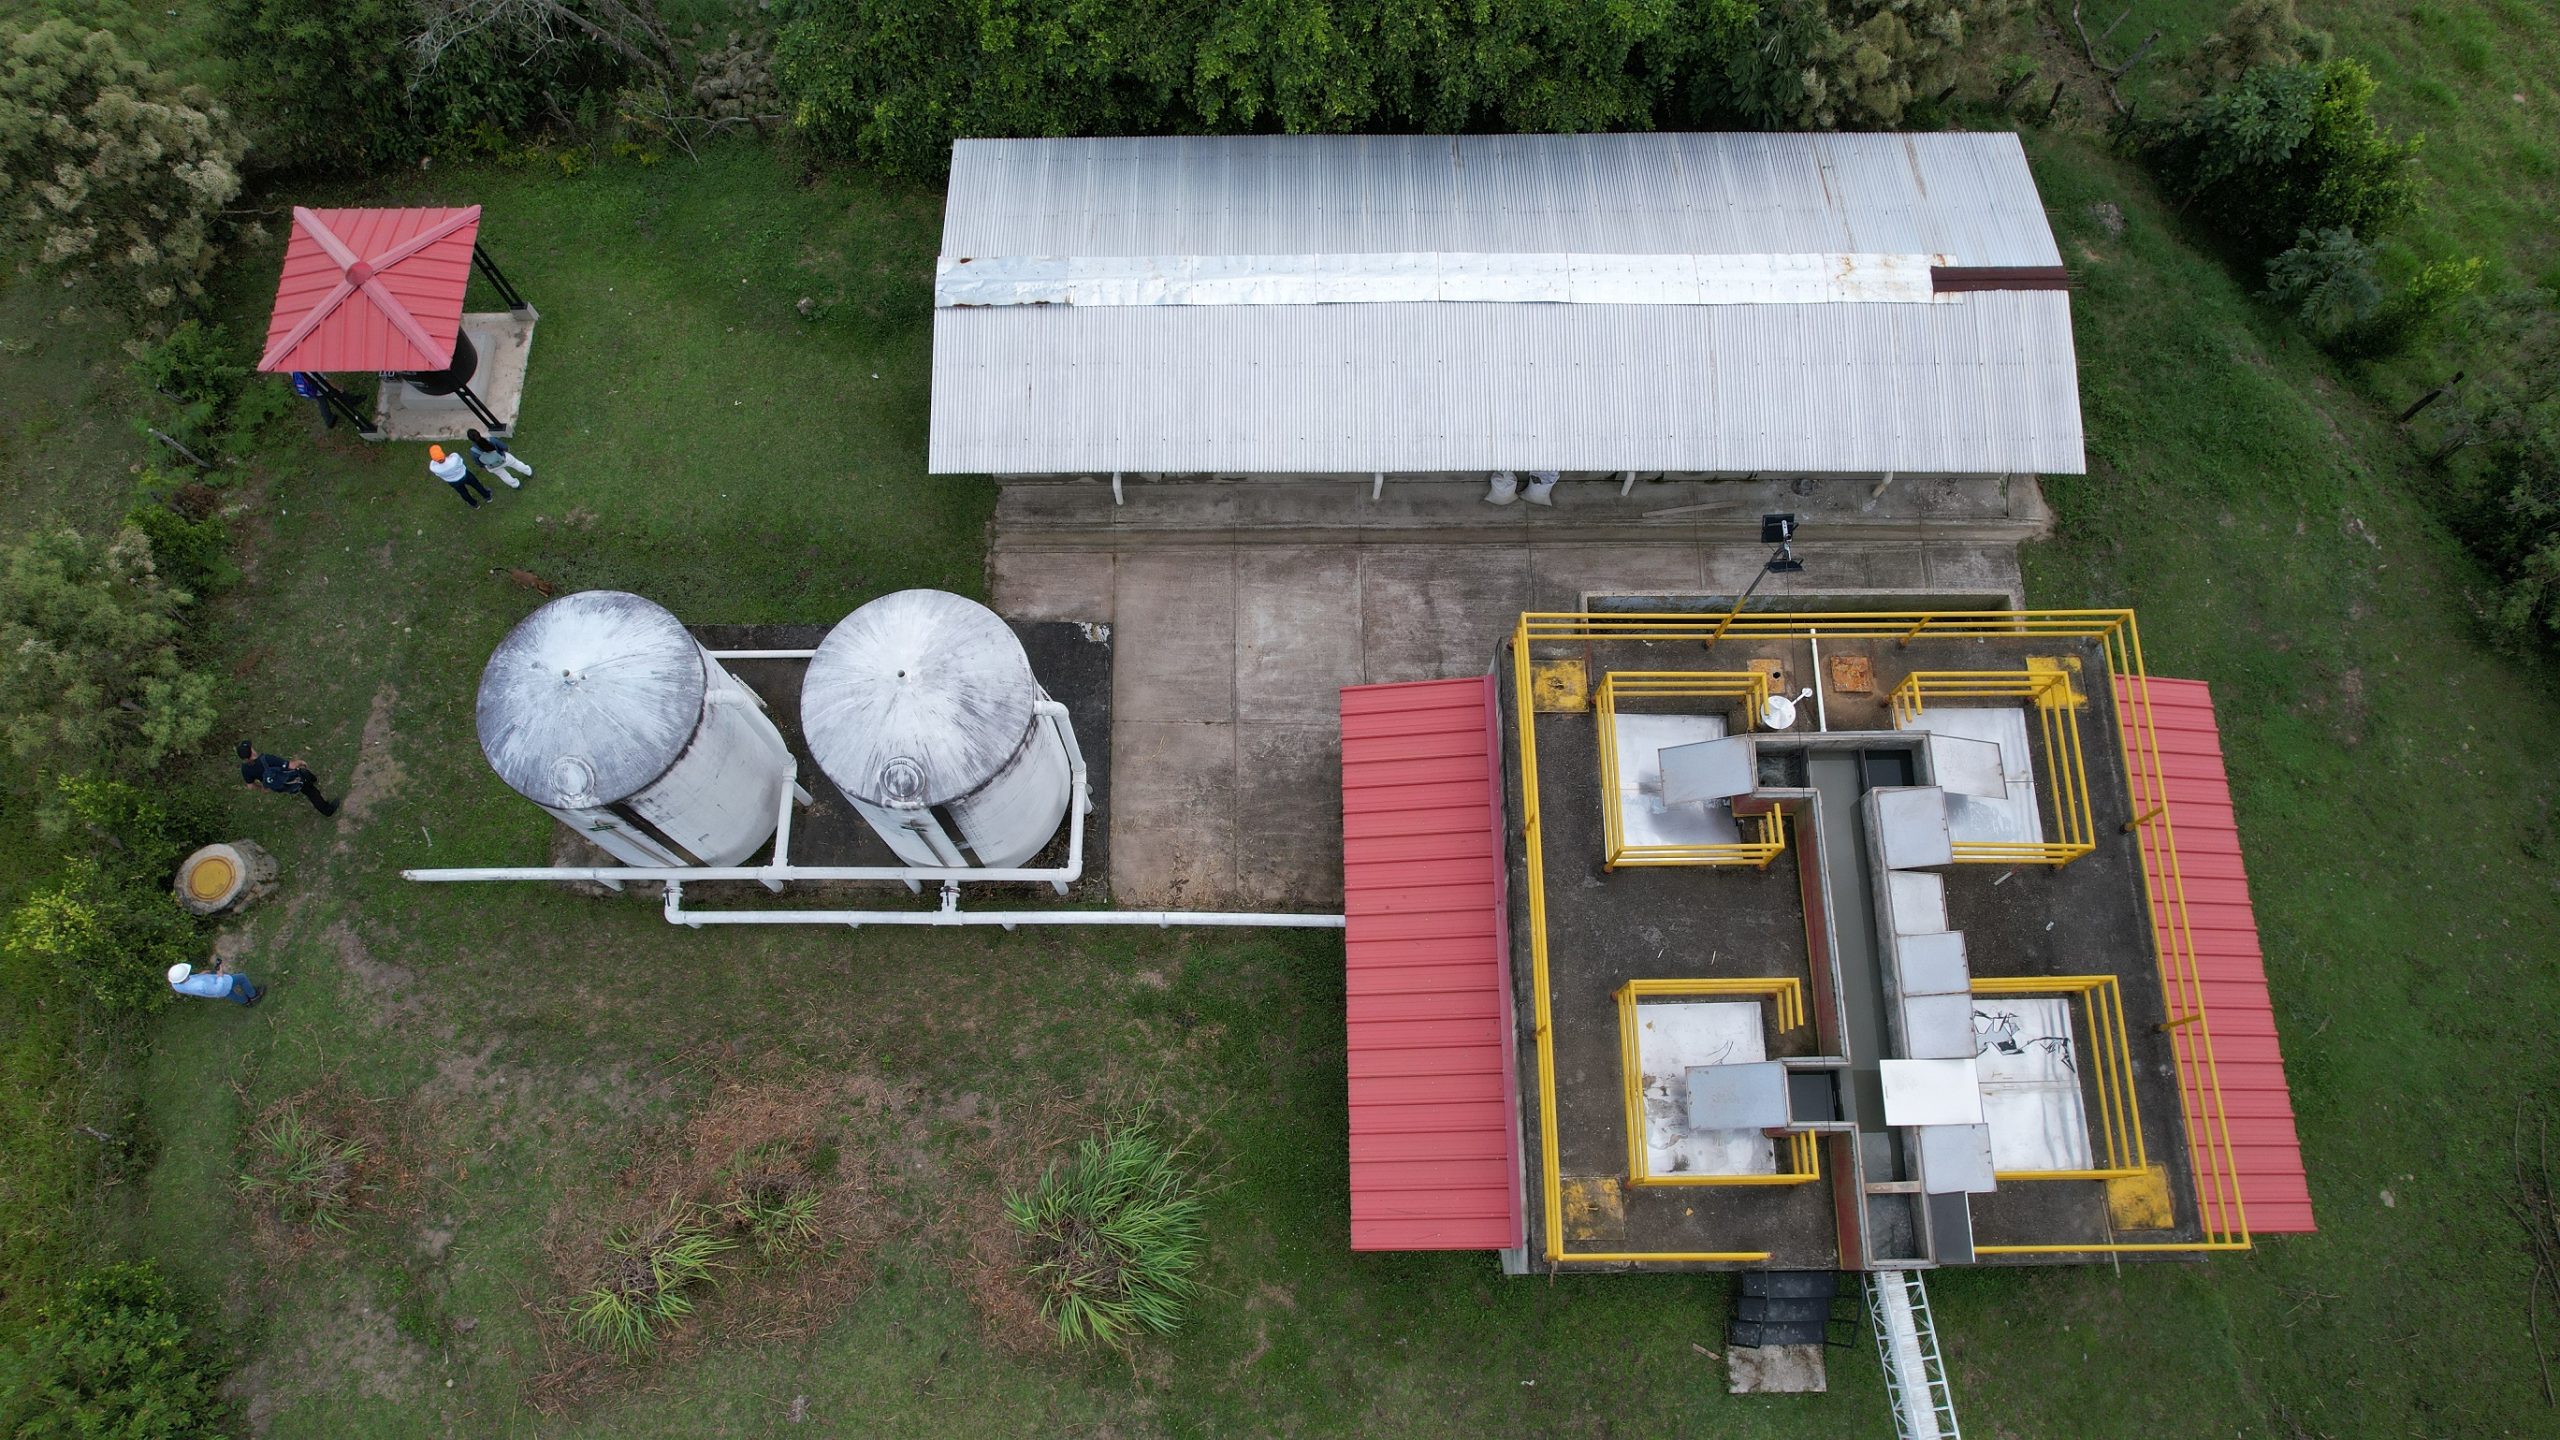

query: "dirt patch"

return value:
[333, 683, 406, 836]
[524, 1068, 920, 1414]
[328, 920, 438, 1033]
[228, 1278, 431, 1434]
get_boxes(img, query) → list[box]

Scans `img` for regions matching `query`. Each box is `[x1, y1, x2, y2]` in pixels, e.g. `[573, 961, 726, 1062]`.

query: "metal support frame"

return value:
[306, 373, 382, 438]
[472, 242, 534, 317]
[404, 661, 1345, 932]
[1592, 669, 1784, 870]
[1613, 977, 1821, 1187]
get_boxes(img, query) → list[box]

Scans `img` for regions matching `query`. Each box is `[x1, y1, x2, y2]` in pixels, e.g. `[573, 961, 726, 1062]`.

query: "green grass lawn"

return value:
[4, 54, 2560, 1440]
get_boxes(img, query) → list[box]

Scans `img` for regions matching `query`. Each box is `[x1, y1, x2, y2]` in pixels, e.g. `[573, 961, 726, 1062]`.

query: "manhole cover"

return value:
[183, 855, 237, 901]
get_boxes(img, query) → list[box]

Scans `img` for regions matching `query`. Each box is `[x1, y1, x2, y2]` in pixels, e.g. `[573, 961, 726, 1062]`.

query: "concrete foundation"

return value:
[373, 311, 537, 441]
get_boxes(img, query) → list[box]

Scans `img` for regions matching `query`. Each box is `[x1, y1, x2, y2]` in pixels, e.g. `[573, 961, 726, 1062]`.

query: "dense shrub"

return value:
[775, 0, 2006, 178]
[38, 771, 225, 883]
[0, 1262, 227, 1439]
[0, 525, 218, 770]
[212, 0, 632, 173]
[565, 1200, 735, 1354]
[2138, 58, 2420, 260]
[2263, 229, 2479, 359]
[2439, 291, 2560, 649]
[0, 21, 245, 319]
[1004, 1119, 1207, 1349]
[3, 857, 198, 1013]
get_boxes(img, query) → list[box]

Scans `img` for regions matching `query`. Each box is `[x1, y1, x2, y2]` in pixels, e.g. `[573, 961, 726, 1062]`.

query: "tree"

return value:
[0, 525, 216, 771]
[2138, 58, 2420, 259]
[0, 21, 244, 317]
[1723, 0, 2019, 130]
[3, 857, 198, 1013]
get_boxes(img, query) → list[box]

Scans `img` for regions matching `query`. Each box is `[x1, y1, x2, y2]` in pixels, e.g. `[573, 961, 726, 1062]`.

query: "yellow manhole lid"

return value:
[183, 854, 237, 901]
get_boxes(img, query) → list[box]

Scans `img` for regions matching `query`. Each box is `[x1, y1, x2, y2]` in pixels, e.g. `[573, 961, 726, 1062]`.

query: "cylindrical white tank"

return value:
[476, 591, 795, 868]
[799, 590, 1075, 870]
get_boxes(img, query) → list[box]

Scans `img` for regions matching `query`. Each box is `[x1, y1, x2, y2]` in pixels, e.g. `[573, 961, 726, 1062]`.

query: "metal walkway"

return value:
[1869, 1270, 1962, 1440]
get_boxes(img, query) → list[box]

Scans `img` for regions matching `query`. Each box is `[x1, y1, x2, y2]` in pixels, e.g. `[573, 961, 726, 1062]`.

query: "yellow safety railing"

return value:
[1510, 610, 2252, 1261]
[1594, 671, 1785, 870]
[1969, 975, 2146, 1181]
[1614, 979, 1819, 1187]
[1888, 668, 2097, 866]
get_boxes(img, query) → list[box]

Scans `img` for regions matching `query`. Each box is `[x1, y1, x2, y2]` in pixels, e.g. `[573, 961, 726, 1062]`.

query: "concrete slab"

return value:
[1358, 546, 1528, 683]
[993, 550, 1115, 623]
[374, 311, 535, 441]
[1112, 549, 1236, 723]
[1529, 542, 1703, 612]
[1236, 549, 1365, 721]
[1109, 720, 1235, 907]
[1727, 1344, 1828, 1394]
[1235, 721, 1344, 908]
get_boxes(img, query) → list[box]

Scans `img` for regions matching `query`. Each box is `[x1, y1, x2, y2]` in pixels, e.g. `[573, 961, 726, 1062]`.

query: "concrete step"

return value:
[992, 475, 2052, 551]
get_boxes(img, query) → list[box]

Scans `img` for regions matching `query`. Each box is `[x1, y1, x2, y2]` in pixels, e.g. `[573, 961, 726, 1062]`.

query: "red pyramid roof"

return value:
[259, 206, 482, 374]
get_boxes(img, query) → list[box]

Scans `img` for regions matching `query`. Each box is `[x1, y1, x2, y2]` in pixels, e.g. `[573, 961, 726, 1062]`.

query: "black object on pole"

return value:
[472, 243, 533, 317]
[1709, 513, 1803, 647]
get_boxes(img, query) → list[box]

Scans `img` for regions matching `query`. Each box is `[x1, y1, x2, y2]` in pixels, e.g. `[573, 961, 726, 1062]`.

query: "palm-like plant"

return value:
[566, 1201, 736, 1355]
[238, 1109, 369, 1231]
[1004, 1121, 1207, 1349]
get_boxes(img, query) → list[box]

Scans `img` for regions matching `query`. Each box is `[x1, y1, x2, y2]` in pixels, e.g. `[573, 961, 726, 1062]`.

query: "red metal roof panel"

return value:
[2117, 676, 2317, 1235]
[1339, 676, 1524, 1252]
[260, 206, 482, 374]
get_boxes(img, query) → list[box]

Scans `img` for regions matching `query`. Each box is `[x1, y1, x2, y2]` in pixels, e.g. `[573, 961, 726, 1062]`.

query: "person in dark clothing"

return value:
[238, 739, 338, 817]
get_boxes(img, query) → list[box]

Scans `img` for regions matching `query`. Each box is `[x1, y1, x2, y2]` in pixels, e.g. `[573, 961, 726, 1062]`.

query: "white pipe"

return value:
[662, 897, 1343, 931]
[706, 649, 819, 660]
[1809, 636, 1830, 732]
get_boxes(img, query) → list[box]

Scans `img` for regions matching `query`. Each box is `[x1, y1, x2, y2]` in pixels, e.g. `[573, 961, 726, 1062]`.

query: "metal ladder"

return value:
[1868, 1270, 1961, 1440]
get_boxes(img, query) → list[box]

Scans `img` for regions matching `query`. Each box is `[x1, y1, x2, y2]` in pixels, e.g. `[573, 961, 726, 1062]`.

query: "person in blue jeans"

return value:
[168, 961, 260, 1006]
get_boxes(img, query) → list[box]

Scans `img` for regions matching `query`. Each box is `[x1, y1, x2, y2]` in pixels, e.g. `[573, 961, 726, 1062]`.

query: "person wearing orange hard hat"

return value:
[428, 443, 491, 508]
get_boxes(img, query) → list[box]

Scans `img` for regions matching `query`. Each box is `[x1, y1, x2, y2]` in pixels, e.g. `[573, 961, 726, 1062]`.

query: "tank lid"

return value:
[475, 590, 707, 808]
[801, 589, 1040, 808]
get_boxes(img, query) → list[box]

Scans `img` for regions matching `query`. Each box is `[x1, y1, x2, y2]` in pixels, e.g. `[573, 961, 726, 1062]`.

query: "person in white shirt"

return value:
[168, 961, 260, 1006]
[429, 444, 491, 507]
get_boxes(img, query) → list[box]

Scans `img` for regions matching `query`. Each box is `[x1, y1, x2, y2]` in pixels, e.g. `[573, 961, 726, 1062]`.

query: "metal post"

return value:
[315, 374, 382, 438]
[1706, 550, 1779, 649]
[472, 243, 533, 317]
[2120, 803, 2166, 834]
[454, 381, 505, 435]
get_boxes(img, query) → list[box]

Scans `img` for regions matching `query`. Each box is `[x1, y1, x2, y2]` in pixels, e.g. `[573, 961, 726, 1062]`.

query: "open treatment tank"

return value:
[475, 590, 795, 867]
[799, 589, 1078, 870]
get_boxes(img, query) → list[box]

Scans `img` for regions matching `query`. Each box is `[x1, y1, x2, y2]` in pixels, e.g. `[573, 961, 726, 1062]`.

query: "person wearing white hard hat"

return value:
[168, 960, 260, 1007]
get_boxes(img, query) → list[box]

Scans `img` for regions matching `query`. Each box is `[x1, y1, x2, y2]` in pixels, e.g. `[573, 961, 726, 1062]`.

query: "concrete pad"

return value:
[1925, 544, 2027, 605]
[1358, 546, 1528, 682]
[374, 311, 535, 441]
[1727, 1344, 1828, 1394]
[994, 550, 1115, 623]
[1234, 722, 1344, 907]
[1112, 549, 1236, 723]
[1236, 548, 1365, 721]
[1108, 721, 1235, 907]
[1528, 542, 1702, 612]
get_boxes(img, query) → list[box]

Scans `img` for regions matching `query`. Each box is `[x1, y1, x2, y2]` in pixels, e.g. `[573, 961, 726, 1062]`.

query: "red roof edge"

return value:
[2117, 676, 2317, 1235]
[1340, 676, 1525, 1252]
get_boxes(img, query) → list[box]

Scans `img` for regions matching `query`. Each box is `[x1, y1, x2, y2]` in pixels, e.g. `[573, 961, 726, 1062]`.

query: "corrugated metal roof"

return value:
[929, 133, 2083, 476]
[260, 206, 480, 374]
[1340, 676, 1524, 1252]
[2116, 677, 2317, 1235]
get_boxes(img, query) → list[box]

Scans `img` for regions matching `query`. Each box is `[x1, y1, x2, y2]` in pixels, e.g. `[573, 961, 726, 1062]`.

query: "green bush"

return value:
[0, 21, 245, 319]
[239, 1109, 370, 1231]
[38, 771, 224, 883]
[3, 857, 198, 1013]
[0, 524, 218, 771]
[2264, 226, 2384, 341]
[0, 1262, 227, 1439]
[2138, 58, 2421, 260]
[1004, 1119, 1207, 1349]
[565, 1201, 735, 1355]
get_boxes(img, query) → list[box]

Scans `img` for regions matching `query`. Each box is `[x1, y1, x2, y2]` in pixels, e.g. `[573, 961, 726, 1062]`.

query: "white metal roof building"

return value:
[927, 133, 2085, 480]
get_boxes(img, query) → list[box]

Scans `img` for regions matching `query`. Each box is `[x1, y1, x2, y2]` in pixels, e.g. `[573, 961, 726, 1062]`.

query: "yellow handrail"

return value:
[1511, 609, 2253, 1262]
[1614, 978, 1818, 1187]
[1969, 975, 2146, 1181]
[1889, 668, 2098, 866]
[1594, 671, 1784, 870]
